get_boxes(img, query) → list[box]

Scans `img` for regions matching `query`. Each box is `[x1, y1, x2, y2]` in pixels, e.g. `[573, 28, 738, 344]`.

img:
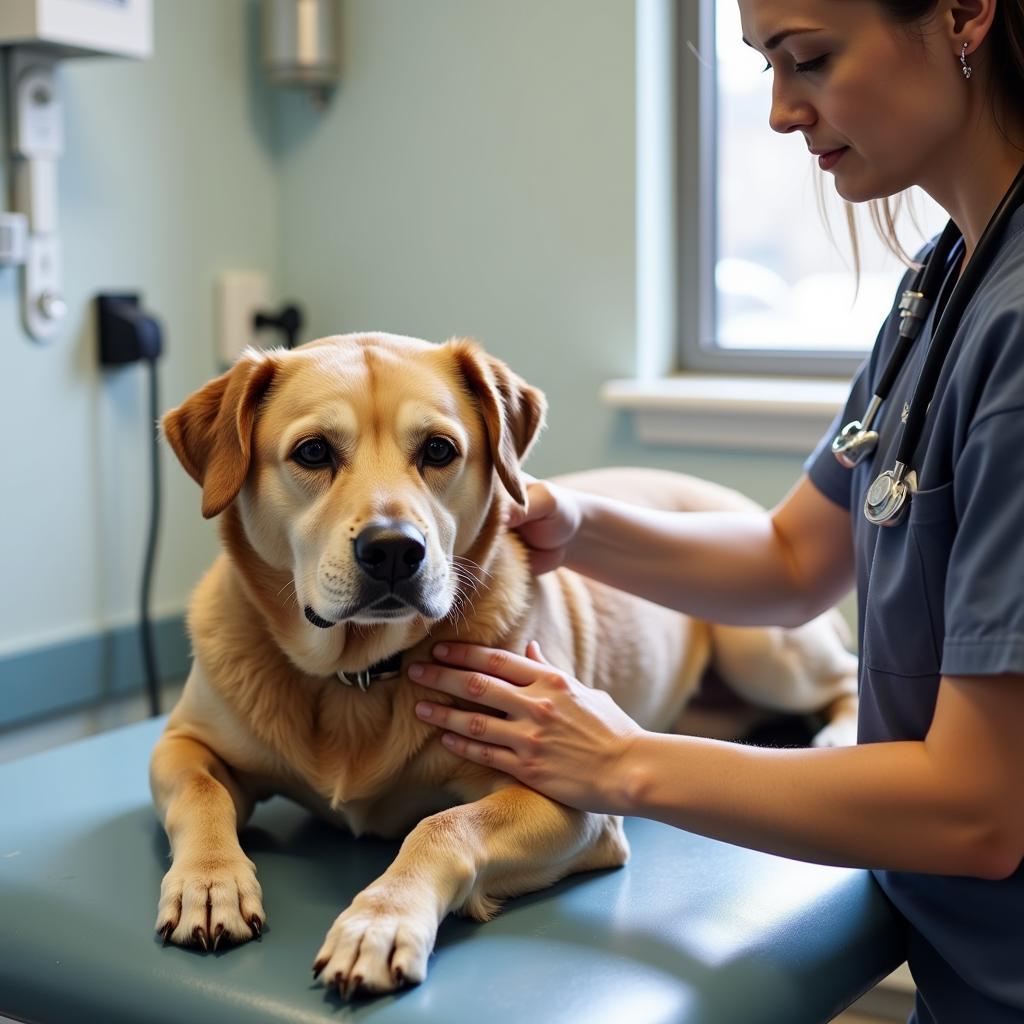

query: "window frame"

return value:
[673, 0, 869, 379]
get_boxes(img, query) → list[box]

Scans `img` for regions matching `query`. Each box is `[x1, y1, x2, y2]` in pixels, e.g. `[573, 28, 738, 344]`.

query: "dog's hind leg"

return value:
[705, 610, 859, 747]
[312, 786, 627, 998]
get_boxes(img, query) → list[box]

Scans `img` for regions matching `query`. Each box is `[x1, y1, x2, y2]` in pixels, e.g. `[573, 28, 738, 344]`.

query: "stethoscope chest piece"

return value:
[832, 419, 880, 468]
[864, 465, 916, 527]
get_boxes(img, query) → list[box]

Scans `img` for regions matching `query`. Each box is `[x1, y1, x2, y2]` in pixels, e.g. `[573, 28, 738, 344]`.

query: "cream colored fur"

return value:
[151, 332, 857, 997]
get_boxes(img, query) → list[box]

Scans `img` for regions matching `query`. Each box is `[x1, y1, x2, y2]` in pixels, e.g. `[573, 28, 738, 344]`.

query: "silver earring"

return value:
[960, 41, 972, 79]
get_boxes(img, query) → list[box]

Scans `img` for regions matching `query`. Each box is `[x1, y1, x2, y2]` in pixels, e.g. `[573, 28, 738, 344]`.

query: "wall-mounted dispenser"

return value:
[1, 0, 153, 342]
[262, 0, 340, 108]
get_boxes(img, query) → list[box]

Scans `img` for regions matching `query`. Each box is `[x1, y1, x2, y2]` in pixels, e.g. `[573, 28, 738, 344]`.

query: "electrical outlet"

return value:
[216, 270, 275, 364]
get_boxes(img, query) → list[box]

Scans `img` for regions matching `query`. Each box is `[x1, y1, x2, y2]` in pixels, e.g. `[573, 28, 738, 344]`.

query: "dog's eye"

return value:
[421, 436, 458, 468]
[293, 438, 332, 469]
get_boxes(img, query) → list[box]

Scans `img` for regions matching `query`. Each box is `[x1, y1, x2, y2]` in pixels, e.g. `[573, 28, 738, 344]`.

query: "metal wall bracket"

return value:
[8, 47, 66, 342]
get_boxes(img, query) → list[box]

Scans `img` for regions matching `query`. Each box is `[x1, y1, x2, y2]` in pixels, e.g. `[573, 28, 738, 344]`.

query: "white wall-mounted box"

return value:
[0, 0, 152, 59]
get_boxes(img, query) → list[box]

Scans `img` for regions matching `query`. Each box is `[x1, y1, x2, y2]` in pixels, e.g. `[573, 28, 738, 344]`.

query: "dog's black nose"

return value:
[353, 521, 426, 584]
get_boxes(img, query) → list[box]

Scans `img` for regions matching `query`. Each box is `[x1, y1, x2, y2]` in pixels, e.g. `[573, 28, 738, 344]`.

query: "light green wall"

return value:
[0, 0, 279, 656]
[0, 0, 808, 663]
[273, 0, 809, 502]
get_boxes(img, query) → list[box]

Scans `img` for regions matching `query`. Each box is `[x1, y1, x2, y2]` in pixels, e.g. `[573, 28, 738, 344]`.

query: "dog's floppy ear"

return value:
[449, 339, 547, 506]
[162, 350, 278, 519]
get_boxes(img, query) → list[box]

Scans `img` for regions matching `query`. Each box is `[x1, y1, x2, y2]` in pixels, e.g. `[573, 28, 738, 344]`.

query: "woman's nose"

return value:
[768, 79, 815, 135]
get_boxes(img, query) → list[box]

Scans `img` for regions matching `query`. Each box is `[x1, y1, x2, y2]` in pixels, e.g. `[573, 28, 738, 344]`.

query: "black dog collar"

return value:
[337, 651, 405, 693]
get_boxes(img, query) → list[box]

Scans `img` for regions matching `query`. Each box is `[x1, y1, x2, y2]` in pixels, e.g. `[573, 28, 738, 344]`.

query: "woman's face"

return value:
[738, 0, 964, 202]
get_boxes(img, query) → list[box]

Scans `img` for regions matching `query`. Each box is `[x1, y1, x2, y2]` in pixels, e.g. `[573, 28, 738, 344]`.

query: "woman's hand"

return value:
[409, 640, 645, 813]
[507, 477, 583, 575]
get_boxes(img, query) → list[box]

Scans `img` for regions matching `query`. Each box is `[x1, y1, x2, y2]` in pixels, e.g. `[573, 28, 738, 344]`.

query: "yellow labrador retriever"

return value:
[152, 332, 857, 996]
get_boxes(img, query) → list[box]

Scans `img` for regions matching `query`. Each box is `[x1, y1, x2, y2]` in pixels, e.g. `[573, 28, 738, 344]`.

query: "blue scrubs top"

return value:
[805, 206, 1024, 1023]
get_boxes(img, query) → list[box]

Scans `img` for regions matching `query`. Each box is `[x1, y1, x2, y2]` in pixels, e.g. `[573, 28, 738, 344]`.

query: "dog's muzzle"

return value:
[303, 520, 441, 628]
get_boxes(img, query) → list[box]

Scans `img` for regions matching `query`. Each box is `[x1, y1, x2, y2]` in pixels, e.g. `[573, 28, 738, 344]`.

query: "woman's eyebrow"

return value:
[742, 27, 820, 52]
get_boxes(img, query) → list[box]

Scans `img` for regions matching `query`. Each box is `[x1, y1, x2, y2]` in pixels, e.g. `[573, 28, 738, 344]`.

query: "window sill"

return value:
[601, 375, 849, 454]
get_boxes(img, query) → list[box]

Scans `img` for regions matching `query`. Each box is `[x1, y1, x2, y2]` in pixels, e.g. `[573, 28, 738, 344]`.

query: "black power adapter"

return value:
[97, 293, 163, 364]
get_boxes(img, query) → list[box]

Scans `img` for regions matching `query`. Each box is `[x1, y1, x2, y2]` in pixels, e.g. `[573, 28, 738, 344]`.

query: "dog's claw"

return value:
[393, 966, 405, 987]
[249, 916, 262, 938]
[212, 925, 224, 950]
[193, 926, 209, 951]
[312, 956, 328, 978]
[158, 922, 174, 943]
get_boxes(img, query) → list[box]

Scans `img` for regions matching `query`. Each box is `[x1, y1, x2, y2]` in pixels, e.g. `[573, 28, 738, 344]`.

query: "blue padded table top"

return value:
[0, 717, 904, 1024]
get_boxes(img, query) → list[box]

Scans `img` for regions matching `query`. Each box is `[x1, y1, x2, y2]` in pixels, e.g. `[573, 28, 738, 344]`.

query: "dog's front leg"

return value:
[313, 785, 628, 997]
[150, 730, 265, 950]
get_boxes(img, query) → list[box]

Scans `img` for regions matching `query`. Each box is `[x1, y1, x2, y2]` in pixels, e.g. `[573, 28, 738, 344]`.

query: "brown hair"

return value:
[837, 0, 1024, 276]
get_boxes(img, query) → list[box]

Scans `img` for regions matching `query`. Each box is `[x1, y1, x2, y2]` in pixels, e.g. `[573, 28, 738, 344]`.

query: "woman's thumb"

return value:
[525, 640, 549, 664]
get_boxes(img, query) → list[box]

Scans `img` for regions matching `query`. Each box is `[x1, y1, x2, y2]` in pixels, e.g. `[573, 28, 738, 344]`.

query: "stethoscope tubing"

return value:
[830, 220, 962, 471]
[877, 220, 963, 402]
[833, 162, 1024, 525]
[895, 164, 1024, 469]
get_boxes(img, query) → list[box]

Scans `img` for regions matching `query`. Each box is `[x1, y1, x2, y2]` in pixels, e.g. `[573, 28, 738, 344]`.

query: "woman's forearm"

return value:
[619, 731, 1012, 879]
[563, 496, 810, 626]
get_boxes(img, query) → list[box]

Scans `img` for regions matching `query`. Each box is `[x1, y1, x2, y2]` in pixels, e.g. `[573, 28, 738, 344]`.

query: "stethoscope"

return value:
[832, 164, 1024, 527]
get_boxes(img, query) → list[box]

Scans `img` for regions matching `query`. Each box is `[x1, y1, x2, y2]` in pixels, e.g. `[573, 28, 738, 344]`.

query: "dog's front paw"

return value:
[313, 894, 435, 998]
[156, 852, 264, 950]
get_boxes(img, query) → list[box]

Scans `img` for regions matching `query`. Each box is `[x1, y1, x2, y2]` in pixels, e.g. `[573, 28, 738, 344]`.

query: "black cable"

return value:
[97, 294, 164, 717]
[141, 356, 162, 717]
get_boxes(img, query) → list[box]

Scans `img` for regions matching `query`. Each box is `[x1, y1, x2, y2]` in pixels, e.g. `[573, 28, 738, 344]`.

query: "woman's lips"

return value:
[818, 147, 849, 171]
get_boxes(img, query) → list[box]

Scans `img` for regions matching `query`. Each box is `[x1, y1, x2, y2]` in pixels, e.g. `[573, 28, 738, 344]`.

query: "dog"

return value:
[151, 332, 858, 997]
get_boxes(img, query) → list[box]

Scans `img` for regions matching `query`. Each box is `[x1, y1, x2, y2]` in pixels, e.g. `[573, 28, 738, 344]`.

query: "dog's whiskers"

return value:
[453, 555, 493, 583]
[450, 562, 483, 592]
[278, 566, 317, 601]
[442, 584, 477, 635]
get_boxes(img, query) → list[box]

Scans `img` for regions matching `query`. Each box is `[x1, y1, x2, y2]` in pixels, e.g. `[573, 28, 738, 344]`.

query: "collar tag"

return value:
[337, 651, 404, 693]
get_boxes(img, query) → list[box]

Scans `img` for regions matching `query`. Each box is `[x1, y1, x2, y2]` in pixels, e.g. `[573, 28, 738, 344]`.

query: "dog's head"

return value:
[163, 333, 545, 656]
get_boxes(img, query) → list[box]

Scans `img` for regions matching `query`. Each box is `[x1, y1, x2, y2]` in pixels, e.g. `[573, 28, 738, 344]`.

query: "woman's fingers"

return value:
[425, 642, 546, 687]
[407, 663, 525, 719]
[408, 641, 570, 780]
[414, 700, 518, 751]
[437, 732, 519, 773]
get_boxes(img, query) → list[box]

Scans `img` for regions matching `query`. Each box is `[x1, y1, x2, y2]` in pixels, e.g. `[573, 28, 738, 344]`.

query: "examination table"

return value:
[0, 716, 905, 1024]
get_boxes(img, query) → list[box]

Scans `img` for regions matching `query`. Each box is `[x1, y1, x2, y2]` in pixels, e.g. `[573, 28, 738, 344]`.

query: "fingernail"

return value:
[415, 702, 432, 719]
[442, 733, 456, 747]
[408, 663, 424, 679]
[434, 643, 449, 658]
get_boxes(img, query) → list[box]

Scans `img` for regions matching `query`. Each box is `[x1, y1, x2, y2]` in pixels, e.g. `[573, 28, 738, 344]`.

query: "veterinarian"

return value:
[410, 1, 1024, 1020]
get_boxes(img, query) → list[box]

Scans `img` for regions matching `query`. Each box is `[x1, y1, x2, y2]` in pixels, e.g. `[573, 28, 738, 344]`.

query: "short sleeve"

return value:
[942, 405, 1024, 676]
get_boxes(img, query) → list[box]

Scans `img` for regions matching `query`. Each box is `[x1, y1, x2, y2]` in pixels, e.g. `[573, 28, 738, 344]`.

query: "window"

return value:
[668, 0, 947, 377]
